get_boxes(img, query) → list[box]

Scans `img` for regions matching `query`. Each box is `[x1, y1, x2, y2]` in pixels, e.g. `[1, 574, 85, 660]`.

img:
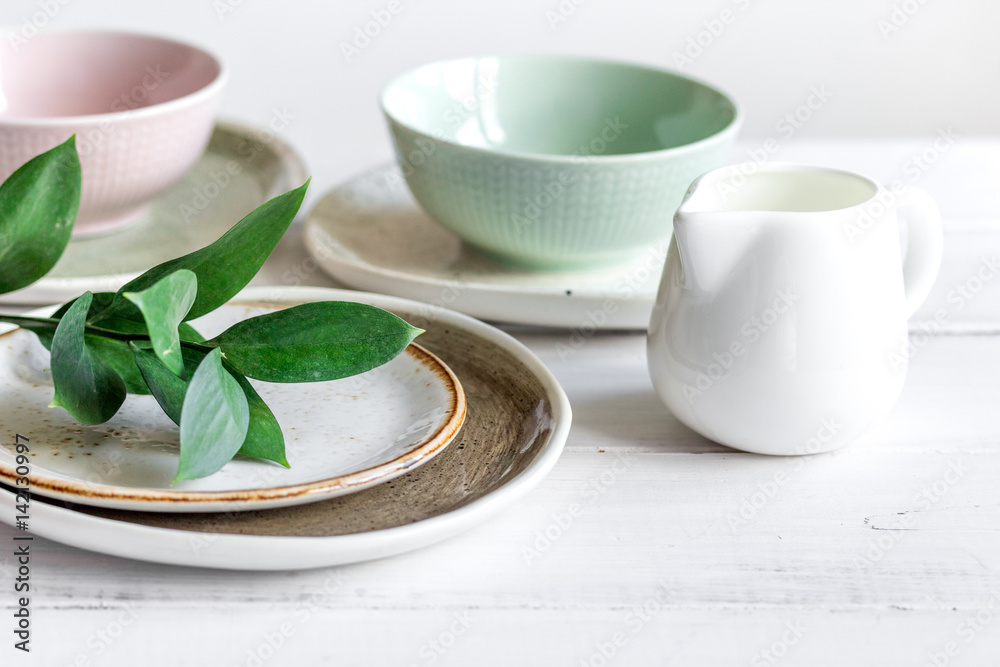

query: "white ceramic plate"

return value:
[0, 301, 466, 512]
[303, 164, 665, 329]
[0, 120, 307, 305]
[0, 287, 571, 570]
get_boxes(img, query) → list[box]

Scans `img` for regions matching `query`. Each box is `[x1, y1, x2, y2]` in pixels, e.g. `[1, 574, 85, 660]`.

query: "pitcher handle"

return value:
[896, 186, 944, 317]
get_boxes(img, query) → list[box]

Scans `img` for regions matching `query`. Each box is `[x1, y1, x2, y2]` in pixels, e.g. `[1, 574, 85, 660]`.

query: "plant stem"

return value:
[0, 314, 134, 341]
[0, 314, 213, 351]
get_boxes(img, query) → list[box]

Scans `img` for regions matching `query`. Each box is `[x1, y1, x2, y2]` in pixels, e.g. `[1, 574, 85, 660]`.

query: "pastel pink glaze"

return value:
[0, 31, 226, 235]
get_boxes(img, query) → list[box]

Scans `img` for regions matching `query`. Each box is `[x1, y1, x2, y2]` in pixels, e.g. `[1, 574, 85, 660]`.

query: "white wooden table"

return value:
[4, 138, 1000, 666]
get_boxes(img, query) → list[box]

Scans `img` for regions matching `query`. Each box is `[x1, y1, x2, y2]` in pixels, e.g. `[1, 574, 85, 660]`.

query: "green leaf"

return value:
[53, 292, 146, 337]
[85, 336, 152, 394]
[52, 292, 115, 320]
[133, 345, 288, 467]
[124, 270, 197, 376]
[179, 322, 206, 343]
[226, 363, 289, 468]
[49, 292, 126, 424]
[0, 137, 81, 294]
[19, 313, 153, 396]
[132, 344, 203, 423]
[96, 179, 310, 324]
[50, 292, 204, 350]
[175, 348, 250, 484]
[206, 301, 423, 383]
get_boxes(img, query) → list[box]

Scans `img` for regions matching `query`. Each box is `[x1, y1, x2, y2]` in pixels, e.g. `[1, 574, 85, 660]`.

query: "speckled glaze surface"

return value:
[0, 30, 226, 234]
[0, 120, 307, 305]
[0, 301, 466, 512]
[0, 287, 571, 569]
[381, 55, 740, 269]
[305, 163, 665, 329]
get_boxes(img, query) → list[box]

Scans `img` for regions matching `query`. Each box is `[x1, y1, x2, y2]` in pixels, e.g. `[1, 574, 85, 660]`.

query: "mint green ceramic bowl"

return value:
[380, 55, 741, 270]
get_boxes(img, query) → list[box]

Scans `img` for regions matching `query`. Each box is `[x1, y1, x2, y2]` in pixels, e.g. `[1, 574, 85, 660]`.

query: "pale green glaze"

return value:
[381, 55, 741, 269]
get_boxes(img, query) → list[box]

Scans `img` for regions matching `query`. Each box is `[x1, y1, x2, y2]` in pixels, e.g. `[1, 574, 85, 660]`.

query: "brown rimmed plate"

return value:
[0, 299, 466, 512]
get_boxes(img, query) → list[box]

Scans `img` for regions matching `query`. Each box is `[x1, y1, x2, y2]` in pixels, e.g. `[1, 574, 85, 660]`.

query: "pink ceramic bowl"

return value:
[0, 30, 226, 235]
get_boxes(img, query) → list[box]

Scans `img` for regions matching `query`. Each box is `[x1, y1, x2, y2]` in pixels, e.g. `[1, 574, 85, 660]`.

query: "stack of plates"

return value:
[0, 288, 571, 570]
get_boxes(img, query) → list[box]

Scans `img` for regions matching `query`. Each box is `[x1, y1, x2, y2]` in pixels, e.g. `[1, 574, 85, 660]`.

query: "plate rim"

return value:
[0, 286, 572, 569]
[303, 162, 663, 328]
[0, 303, 466, 510]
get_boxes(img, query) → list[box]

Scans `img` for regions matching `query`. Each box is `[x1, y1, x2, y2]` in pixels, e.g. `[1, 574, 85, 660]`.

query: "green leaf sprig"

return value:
[0, 139, 423, 482]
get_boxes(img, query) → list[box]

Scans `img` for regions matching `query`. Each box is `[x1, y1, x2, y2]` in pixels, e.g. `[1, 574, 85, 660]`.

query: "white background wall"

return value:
[2, 0, 996, 187]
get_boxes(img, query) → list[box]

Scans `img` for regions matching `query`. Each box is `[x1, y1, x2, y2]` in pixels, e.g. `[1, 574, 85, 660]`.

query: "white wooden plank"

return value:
[6, 445, 1000, 611]
[913, 220, 1000, 329]
[6, 605, 1000, 666]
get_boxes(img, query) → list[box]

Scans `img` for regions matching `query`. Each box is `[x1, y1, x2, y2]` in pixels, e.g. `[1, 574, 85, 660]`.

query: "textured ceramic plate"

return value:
[303, 164, 665, 329]
[0, 300, 465, 512]
[0, 287, 571, 570]
[0, 120, 307, 305]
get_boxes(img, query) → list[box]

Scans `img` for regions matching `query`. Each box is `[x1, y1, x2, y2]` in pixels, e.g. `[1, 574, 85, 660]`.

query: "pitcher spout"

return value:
[672, 176, 760, 294]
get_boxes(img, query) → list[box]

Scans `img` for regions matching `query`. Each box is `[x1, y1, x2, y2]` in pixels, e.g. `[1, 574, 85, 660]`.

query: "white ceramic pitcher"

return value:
[647, 163, 943, 455]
